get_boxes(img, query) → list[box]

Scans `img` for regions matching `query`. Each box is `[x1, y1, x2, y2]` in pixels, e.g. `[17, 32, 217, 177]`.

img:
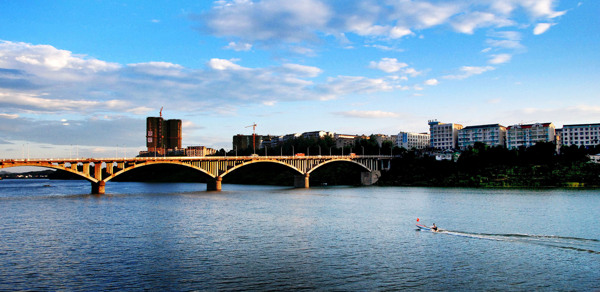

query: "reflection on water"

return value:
[0, 179, 599, 291]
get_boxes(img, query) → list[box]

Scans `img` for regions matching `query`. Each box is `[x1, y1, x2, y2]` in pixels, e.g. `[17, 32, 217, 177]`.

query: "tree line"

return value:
[379, 142, 600, 187]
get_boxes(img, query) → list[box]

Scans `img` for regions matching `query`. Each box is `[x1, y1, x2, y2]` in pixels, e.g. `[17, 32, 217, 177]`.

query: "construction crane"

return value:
[160, 107, 163, 118]
[245, 123, 257, 154]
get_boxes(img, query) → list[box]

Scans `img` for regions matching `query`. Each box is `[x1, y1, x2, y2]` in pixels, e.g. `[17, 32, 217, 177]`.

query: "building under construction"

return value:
[146, 116, 182, 155]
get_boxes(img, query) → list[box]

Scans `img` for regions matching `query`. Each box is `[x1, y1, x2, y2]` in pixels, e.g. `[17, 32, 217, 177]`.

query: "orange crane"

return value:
[245, 123, 257, 154]
[160, 107, 163, 118]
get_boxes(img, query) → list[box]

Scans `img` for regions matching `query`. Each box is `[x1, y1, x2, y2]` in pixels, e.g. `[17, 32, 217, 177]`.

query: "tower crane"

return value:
[245, 123, 257, 154]
[160, 107, 163, 118]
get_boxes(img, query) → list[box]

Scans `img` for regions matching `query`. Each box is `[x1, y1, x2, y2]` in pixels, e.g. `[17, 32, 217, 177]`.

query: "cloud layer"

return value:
[200, 0, 564, 45]
[0, 41, 424, 149]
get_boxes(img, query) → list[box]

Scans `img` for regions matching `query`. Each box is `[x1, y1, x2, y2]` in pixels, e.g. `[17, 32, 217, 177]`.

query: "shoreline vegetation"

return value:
[379, 142, 600, 188]
[2, 141, 599, 189]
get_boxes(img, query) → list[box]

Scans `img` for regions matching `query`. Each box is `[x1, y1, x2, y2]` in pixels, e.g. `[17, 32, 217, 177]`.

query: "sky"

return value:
[0, 0, 599, 160]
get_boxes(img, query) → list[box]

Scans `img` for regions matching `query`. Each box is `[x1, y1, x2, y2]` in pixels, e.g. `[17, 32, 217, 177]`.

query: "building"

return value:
[428, 120, 464, 150]
[561, 123, 600, 147]
[186, 146, 217, 157]
[165, 119, 182, 150]
[302, 131, 334, 139]
[146, 117, 182, 155]
[146, 117, 163, 154]
[505, 123, 556, 149]
[397, 132, 430, 150]
[334, 134, 358, 148]
[232, 134, 264, 151]
[458, 124, 506, 149]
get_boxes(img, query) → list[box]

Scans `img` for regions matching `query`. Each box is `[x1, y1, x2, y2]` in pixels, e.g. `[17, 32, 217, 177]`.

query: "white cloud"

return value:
[127, 107, 153, 115]
[533, 23, 553, 35]
[0, 41, 120, 83]
[451, 12, 514, 34]
[0, 92, 131, 113]
[280, 64, 322, 78]
[365, 44, 404, 52]
[369, 58, 408, 73]
[317, 76, 394, 100]
[207, 58, 246, 70]
[443, 66, 495, 80]
[224, 41, 253, 51]
[424, 79, 439, 86]
[488, 54, 512, 64]
[0, 113, 19, 119]
[520, 0, 566, 18]
[389, 26, 413, 39]
[128, 62, 185, 77]
[368, 58, 421, 77]
[336, 110, 399, 119]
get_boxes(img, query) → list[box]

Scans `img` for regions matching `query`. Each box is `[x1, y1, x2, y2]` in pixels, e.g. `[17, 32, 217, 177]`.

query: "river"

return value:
[1, 179, 598, 291]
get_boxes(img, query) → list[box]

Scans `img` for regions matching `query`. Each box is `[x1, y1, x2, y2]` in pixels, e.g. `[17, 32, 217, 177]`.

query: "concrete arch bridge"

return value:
[1, 155, 391, 194]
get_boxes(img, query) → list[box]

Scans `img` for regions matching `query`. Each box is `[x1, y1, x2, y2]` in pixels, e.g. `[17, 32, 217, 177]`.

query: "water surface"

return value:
[1, 179, 598, 290]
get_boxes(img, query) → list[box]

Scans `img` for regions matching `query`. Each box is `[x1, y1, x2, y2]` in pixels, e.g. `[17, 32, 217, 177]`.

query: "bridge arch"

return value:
[220, 159, 304, 178]
[0, 163, 99, 183]
[105, 161, 215, 183]
[306, 158, 372, 175]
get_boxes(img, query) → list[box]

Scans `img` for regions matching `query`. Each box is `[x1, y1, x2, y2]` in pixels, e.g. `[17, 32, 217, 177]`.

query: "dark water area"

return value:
[1, 179, 599, 290]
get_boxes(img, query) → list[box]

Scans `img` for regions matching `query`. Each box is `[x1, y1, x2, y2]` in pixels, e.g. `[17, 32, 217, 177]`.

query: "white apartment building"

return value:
[561, 123, 600, 147]
[505, 123, 556, 149]
[458, 124, 506, 149]
[397, 132, 430, 150]
[429, 120, 464, 150]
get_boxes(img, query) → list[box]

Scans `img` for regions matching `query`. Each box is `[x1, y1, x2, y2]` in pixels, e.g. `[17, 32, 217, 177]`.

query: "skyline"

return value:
[1, 0, 599, 159]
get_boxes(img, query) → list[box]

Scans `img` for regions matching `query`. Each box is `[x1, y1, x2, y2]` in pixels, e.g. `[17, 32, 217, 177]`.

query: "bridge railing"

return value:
[1, 155, 394, 163]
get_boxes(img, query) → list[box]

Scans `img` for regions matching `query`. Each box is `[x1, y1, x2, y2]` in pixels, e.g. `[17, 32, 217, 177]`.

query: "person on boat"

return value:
[431, 223, 438, 232]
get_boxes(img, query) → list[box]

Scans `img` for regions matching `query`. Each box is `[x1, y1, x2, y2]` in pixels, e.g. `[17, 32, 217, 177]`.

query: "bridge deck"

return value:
[1, 155, 392, 194]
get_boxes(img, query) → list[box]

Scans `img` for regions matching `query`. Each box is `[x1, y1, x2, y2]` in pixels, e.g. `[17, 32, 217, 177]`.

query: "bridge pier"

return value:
[294, 173, 310, 188]
[207, 177, 222, 191]
[92, 181, 106, 195]
[361, 171, 381, 186]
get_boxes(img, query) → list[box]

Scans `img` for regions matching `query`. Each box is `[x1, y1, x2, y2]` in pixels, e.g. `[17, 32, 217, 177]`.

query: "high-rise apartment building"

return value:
[429, 120, 463, 150]
[146, 117, 182, 155]
[458, 124, 506, 149]
[561, 123, 600, 147]
[164, 119, 182, 150]
[505, 123, 555, 149]
[232, 134, 264, 151]
[397, 132, 430, 150]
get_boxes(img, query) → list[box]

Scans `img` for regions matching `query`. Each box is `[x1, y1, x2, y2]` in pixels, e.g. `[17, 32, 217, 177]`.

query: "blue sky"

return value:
[0, 0, 598, 159]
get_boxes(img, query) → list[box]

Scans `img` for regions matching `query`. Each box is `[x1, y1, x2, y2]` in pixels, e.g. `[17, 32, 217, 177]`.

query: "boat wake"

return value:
[439, 230, 600, 254]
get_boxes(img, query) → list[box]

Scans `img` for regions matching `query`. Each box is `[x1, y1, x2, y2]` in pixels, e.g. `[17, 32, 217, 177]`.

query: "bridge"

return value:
[0, 155, 391, 194]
